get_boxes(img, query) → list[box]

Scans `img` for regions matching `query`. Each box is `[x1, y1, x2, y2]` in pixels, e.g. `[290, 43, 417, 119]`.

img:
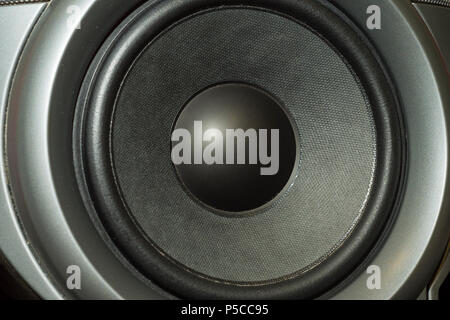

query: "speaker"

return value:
[0, 0, 449, 300]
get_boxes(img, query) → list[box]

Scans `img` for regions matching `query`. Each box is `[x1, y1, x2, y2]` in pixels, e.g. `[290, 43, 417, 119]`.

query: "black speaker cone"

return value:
[172, 82, 298, 214]
[74, 0, 404, 299]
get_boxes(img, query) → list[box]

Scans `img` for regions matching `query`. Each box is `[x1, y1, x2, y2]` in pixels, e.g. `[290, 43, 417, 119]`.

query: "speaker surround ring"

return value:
[74, 0, 405, 299]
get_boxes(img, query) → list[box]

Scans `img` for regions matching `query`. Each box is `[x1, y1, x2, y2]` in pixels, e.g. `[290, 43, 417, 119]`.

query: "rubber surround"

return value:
[74, 0, 404, 299]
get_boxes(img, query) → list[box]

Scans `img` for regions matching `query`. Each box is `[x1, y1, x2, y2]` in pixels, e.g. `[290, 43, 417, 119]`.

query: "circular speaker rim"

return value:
[74, 0, 405, 299]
